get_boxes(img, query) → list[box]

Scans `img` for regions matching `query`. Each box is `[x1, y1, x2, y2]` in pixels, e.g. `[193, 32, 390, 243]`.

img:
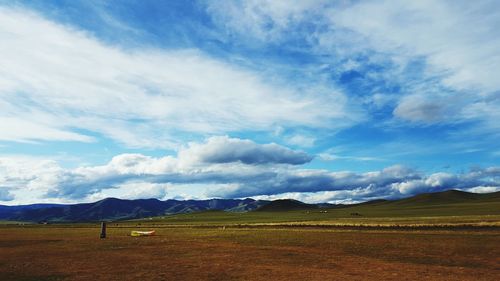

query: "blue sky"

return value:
[0, 0, 499, 204]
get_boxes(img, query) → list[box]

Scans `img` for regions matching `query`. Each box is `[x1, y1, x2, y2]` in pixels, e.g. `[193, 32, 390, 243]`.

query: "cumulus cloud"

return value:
[0, 137, 310, 200]
[253, 189, 379, 205]
[179, 136, 313, 165]
[208, 165, 422, 198]
[107, 182, 169, 200]
[1, 137, 499, 204]
[466, 186, 500, 194]
[0, 6, 354, 148]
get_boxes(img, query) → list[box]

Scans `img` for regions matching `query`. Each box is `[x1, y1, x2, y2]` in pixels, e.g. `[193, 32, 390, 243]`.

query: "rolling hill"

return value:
[341, 189, 500, 216]
[137, 189, 500, 225]
[255, 199, 317, 212]
[0, 189, 498, 223]
[0, 198, 269, 222]
[386, 189, 500, 206]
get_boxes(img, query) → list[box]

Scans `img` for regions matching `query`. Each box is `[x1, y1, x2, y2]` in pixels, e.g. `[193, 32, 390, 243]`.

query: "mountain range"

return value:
[0, 198, 268, 222]
[0, 189, 498, 222]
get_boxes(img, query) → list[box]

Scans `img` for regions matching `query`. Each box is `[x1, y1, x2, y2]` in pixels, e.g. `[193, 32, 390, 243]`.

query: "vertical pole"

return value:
[100, 222, 106, 239]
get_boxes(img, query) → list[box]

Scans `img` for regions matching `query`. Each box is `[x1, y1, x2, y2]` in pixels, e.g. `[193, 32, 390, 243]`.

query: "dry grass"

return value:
[0, 225, 499, 281]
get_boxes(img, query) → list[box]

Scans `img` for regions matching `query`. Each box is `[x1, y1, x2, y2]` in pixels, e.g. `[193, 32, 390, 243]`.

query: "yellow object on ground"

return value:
[130, 230, 156, 237]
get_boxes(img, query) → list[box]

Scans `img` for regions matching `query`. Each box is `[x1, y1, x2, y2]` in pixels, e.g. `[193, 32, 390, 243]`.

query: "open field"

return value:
[132, 211, 500, 228]
[0, 223, 499, 281]
[1, 192, 499, 280]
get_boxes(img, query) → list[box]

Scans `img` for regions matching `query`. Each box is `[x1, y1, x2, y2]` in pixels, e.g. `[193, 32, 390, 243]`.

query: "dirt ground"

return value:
[0, 226, 498, 281]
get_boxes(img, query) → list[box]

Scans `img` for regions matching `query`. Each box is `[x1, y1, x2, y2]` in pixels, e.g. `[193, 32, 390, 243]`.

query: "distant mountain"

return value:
[255, 199, 317, 212]
[0, 203, 64, 218]
[0, 198, 269, 222]
[0, 189, 498, 222]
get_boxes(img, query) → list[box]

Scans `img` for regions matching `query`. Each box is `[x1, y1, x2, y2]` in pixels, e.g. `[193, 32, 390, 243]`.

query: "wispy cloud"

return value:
[318, 153, 382, 162]
[205, 0, 500, 129]
[0, 6, 355, 148]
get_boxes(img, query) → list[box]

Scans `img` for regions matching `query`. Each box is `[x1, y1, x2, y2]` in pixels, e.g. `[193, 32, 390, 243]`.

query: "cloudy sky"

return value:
[1, 0, 499, 205]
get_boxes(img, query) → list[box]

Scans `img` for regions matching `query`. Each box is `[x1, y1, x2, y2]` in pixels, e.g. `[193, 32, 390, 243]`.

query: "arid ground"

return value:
[0, 224, 498, 281]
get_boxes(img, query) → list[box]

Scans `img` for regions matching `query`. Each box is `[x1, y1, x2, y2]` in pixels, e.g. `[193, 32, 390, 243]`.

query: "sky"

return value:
[0, 0, 499, 205]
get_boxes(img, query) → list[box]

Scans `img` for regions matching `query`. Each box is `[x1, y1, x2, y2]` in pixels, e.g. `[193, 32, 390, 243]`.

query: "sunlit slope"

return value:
[349, 190, 500, 217]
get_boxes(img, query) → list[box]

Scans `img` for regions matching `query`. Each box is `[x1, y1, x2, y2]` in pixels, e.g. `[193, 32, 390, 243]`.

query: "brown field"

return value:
[0, 225, 499, 281]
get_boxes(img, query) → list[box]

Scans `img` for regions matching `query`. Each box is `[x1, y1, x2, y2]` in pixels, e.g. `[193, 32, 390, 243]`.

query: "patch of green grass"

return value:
[129, 199, 500, 226]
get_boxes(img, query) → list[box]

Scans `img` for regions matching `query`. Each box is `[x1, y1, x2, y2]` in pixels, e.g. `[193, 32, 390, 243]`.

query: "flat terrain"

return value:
[1, 191, 499, 280]
[133, 211, 500, 227]
[0, 223, 499, 281]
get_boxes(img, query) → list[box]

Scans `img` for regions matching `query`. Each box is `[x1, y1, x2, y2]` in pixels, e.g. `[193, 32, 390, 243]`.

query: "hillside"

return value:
[386, 189, 500, 206]
[330, 189, 500, 217]
[255, 199, 317, 212]
[1, 189, 498, 223]
[136, 190, 500, 225]
[0, 198, 269, 222]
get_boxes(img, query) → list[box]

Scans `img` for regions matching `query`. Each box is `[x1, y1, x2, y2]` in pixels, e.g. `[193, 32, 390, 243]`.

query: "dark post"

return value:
[100, 222, 106, 239]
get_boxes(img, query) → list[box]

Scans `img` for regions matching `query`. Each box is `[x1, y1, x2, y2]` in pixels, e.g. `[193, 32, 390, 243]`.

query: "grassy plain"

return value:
[1, 193, 499, 280]
[129, 195, 500, 227]
[0, 221, 499, 281]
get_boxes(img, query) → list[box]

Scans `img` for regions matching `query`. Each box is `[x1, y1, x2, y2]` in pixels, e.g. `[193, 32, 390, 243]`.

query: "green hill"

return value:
[329, 190, 500, 218]
[135, 190, 500, 225]
[385, 190, 500, 206]
[255, 199, 317, 212]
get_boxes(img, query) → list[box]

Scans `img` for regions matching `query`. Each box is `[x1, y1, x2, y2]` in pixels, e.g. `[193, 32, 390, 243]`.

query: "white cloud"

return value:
[466, 186, 500, 194]
[206, 0, 329, 43]
[205, 1, 500, 128]
[88, 181, 169, 202]
[1, 140, 499, 203]
[327, 1, 500, 127]
[318, 153, 381, 162]
[0, 137, 313, 201]
[253, 189, 373, 204]
[0, 116, 94, 143]
[179, 136, 313, 165]
[285, 134, 316, 147]
[0, 6, 353, 148]
[330, 0, 500, 93]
